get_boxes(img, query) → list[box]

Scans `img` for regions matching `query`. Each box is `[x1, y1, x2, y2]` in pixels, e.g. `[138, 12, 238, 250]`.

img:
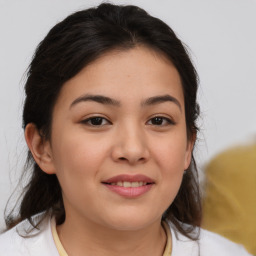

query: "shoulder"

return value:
[0, 215, 59, 256]
[198, 228, 251, 255]
[0, 221, 31, 256]
[167, 222, 252, 256]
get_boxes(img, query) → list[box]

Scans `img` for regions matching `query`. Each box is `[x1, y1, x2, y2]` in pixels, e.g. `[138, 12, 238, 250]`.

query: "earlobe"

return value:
[25, 123, 56, 174]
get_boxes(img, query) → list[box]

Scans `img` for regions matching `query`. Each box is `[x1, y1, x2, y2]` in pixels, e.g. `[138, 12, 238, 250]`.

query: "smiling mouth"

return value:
[102, 175, 154, 197]
[102, 181, 151, 187]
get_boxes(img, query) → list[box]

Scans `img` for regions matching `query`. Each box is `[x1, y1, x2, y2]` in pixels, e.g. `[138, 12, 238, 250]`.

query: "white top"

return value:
[0, 215, 252, 256]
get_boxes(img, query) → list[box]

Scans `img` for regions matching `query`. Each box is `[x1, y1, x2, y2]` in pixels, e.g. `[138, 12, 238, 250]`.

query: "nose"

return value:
[111, 123, 150, 165]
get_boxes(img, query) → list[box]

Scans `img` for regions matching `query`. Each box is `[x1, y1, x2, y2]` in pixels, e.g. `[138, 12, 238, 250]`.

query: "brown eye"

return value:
[151, 117, 164, 125]
[81, 117, 110, 126]
[147, 116, 174, 126]
[90, 117, 104, 125]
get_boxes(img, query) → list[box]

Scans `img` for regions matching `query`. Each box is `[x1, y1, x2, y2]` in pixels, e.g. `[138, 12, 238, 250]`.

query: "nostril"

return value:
[118, 156, 146, 163]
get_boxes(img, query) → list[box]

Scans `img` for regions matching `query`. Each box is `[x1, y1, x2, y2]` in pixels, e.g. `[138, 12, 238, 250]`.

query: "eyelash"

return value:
[81, 116, 175, 127]
[146, 116, 175, 126]
[81, 116, 111, 126]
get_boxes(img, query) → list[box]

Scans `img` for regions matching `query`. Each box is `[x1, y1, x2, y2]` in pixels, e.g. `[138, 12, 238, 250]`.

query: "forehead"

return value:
[55, 46, 184, 109]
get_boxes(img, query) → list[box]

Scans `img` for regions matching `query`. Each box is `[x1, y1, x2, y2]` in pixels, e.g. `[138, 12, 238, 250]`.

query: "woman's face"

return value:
[44, 46, 193, 230]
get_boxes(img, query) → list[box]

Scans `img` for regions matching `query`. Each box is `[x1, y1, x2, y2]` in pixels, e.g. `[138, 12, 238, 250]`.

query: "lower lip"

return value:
[103, 184, 153, 198]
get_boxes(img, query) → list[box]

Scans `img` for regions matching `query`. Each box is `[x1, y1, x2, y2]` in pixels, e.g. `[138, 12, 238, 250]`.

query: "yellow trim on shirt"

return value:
[162, 221, 172, 255]
[51, 218, 69, 256]
[51, 218, 172, 256]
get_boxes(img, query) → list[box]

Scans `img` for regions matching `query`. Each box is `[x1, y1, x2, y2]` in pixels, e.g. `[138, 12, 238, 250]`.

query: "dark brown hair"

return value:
[5, 3, 201, 239]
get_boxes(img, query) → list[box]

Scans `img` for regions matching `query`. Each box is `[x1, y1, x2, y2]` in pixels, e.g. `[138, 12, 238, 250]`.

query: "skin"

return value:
[25, 46, 194, 256]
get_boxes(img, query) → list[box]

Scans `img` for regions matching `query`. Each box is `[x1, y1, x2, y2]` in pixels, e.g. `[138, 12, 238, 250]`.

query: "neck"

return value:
[57, 215, 167, 256]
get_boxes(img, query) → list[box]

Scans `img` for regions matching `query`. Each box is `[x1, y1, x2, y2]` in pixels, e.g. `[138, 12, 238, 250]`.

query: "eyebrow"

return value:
[141, 94, 182, 111]
[70, 94, 121, 108]
[70, 93, 181, 111]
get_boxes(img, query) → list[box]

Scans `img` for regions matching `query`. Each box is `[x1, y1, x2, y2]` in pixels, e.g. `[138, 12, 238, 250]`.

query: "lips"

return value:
[102, 174, 154, 184]
[102, 174, 154, 198]
[107, 181, 147, 187]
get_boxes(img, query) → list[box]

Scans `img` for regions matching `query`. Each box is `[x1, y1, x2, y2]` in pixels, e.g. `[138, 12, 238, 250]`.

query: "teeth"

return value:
[123, 181, 130, 187]
[131, 182, 139, 187]
[109, 181, 148, 187]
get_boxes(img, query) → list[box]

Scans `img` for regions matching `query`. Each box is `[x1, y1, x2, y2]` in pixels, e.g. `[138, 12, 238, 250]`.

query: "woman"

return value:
[0, 3, 251, 255]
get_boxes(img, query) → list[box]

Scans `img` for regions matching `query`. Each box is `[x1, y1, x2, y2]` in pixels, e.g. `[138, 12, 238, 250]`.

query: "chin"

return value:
[99, 209, 161, 231]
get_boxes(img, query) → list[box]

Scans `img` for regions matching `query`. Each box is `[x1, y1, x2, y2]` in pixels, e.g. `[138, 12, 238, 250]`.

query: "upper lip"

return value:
[102, 174, 154, 184]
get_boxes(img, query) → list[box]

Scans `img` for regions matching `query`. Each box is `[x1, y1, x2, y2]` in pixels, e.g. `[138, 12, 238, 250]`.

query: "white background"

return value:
[0, 0, 256, 229]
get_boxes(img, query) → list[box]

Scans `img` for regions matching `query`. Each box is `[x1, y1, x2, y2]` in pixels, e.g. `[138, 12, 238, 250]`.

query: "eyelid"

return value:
[80, 115, 112, 126]
[146, 115, 176, 126]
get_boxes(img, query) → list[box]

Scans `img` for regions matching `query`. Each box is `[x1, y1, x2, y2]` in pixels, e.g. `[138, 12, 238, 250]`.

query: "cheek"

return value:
[149, 133, 188, 201]
[52, 130, 107, 168]
[151, 134, 188, 173]
[50, 132, 111, 194]
[51, 134, 109, 207]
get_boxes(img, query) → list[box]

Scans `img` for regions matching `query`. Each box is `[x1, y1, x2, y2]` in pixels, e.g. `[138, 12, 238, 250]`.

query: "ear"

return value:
[25, 123, 56, 174]
[184, 132, 196, 170]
